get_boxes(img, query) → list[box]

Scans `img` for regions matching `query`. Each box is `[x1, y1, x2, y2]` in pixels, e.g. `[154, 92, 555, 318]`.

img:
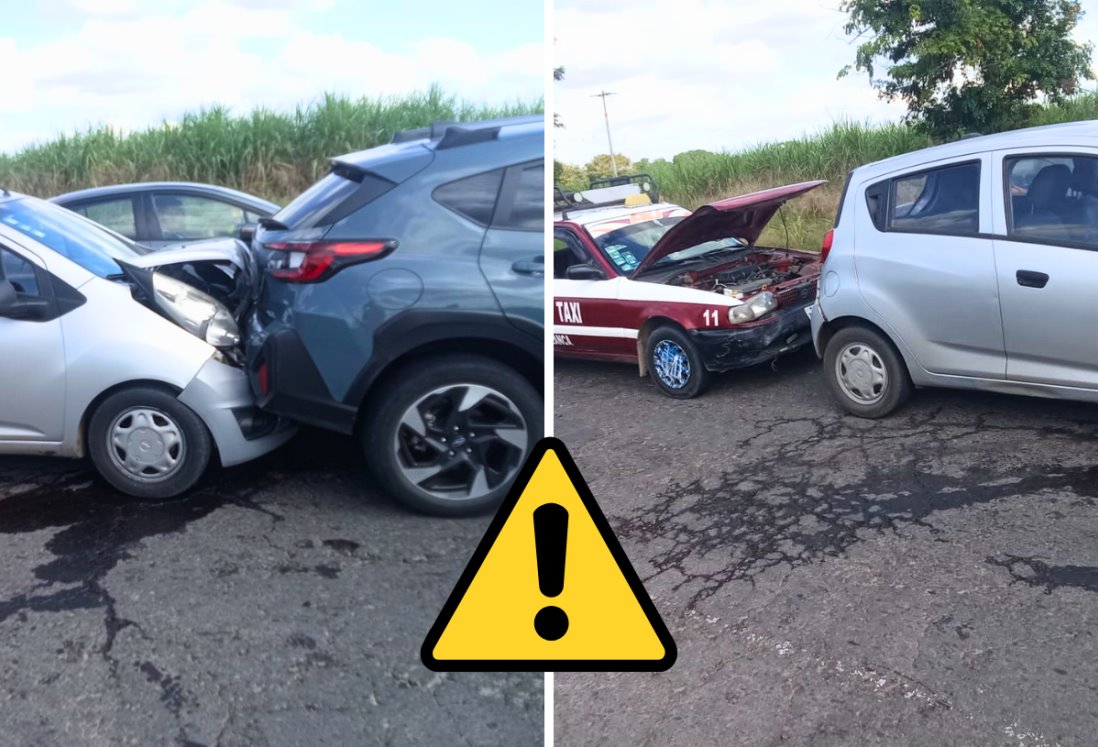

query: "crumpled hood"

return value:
[633, 180, 826, 275]
[124, 237, 251, 272]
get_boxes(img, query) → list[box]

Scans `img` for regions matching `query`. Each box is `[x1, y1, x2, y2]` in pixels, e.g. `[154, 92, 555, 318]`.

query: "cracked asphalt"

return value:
[0, 428, 541, 746]
[555, 349, 1098, 746]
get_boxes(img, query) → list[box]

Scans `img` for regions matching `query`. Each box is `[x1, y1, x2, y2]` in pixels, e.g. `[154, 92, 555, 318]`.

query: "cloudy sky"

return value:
[554, 0, 1098, 165]
[0, 0, 544, 154]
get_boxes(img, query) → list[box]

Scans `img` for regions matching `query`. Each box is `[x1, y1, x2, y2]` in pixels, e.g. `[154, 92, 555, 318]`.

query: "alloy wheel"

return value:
[392, 384, 528, 501]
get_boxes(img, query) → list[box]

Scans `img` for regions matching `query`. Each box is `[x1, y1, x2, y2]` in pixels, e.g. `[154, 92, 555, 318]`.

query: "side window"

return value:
[889, 161, 981, 236]
[1006, 155, 1098, 246]
[553, 231, 591, 279]
[433, 169, 504, 226]
[494, 162, 544, 232]
[0, 248, 41, 297]
[71, 198, 138, 239]
[151, 194, 247, 241]
[864, 179, 888, 232]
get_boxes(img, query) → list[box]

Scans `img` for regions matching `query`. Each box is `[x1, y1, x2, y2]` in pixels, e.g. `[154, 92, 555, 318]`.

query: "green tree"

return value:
[840, 0, 1094, 139]
[554, 66, 565, 128]
[554, 161, 587, 192]
[584, 153, 632, 180]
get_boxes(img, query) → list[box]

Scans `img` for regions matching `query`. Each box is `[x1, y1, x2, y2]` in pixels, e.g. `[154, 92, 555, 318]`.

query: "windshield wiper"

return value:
[258, 216, 289, 231]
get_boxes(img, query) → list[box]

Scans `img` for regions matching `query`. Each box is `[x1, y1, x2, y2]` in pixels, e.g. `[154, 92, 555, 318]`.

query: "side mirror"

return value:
[239, 223, 257, 245]
[0, 280, 50, 320]
[565, 263, 606, 281]
[0, 280, 16, 316]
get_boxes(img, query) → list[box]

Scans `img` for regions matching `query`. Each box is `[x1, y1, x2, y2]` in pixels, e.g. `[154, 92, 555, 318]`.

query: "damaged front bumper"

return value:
[179, 357, 297, 467]
[688, 300, 813, 372]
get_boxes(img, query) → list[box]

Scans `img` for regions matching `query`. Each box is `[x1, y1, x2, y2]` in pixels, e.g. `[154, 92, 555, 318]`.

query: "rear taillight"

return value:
[820, 228, 834, 263]
[265, 240, 397, 283]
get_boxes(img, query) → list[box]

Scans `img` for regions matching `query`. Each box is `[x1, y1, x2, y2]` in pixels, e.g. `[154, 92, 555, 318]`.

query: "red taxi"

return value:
[553, 179, 825, 397]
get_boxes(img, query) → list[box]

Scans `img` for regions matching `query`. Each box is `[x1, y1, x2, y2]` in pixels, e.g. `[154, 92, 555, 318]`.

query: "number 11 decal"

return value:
[703, 309, 720, 327]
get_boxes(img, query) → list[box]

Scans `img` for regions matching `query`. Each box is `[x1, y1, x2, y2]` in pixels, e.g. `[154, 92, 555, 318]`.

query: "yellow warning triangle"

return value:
[421, 437, 676, 671]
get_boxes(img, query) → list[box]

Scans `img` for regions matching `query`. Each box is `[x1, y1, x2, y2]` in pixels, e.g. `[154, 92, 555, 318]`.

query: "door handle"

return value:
[512, 259, 544, 277]
[1016, 270, 1049, 288]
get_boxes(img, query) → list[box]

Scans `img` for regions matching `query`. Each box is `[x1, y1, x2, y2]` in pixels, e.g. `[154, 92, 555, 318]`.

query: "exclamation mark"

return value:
[533, 503, 569, 641]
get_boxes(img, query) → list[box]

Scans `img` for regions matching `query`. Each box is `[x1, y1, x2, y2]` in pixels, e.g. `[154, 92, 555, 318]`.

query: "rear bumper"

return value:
[688, 300, 813, 372]
[179, 357, 296, 467]
[247, 327, 359, 435]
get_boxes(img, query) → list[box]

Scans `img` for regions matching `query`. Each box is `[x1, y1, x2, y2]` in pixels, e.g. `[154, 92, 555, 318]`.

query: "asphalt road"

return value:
[0, 429, 541, 746]
[555, 349, 1098, 746]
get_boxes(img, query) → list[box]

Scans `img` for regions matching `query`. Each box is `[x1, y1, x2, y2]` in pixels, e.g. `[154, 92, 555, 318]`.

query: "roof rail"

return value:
[437, 124, 500, 149]
[390, 114, 542, 146]
[391, 120, 458, 144]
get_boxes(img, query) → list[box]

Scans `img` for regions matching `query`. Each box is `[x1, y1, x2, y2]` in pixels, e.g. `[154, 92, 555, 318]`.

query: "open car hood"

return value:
[632, 180, 826, 275]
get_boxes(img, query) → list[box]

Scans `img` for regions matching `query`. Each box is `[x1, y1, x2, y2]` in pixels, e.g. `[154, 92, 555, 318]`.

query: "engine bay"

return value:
[666, 251, 818, 299]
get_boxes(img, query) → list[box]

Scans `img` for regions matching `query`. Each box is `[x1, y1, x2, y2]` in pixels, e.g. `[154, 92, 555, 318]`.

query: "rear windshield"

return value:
[0, 198, 148, 278]
[273, 165, 395, 230]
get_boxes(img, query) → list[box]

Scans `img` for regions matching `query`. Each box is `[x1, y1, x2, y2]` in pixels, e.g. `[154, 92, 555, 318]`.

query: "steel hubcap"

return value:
[108, 407, 186, 482]
[394, 384, 528, 501]
[653, 339, 691, 389]
[836, 342, 888, 405]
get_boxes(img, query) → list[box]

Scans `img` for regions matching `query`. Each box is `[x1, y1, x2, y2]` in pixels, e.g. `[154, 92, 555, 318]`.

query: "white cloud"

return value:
[0, 0, 542, 153]
[554, 0, 1094, 165]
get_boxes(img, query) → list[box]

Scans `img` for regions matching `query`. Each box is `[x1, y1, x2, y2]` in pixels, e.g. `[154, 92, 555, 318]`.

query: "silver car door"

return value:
[992, 146, 1098, 388]
[853, 153, 1006, 379]
[0, 243, 67, 443]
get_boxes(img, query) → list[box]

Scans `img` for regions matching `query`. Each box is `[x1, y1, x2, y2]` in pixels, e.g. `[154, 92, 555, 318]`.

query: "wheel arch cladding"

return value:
[354, 338, 542, 435]
[636, 316, 682, 378]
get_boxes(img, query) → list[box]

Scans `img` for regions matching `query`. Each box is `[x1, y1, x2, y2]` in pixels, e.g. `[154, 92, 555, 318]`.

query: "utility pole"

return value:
[591, 91, 618, 177]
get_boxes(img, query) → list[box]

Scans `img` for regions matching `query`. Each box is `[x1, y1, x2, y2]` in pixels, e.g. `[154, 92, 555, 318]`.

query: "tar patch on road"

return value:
[0, 457, 287, 673]
[986, 554, 1098, 594]
[613, 414, 1098, 608]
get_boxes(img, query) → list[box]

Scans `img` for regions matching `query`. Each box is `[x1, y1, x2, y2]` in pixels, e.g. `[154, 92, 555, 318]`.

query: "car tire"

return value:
[87, 386, 213, 499]
[823, 325, 912, 418]
[646, 325, 711, 398]
[363, 355, 543, 517]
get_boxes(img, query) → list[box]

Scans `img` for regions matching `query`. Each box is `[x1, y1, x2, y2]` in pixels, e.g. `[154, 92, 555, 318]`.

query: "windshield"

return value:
[0, 198, 149, 278]
[594, 216, 746, 273]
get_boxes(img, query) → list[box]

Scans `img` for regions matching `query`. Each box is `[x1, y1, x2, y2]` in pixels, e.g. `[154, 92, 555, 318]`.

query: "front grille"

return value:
[778, 282, 815, 306]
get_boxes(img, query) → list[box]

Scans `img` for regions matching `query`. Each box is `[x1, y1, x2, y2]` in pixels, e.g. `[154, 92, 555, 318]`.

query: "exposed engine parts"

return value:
[668, 252, 816, 299]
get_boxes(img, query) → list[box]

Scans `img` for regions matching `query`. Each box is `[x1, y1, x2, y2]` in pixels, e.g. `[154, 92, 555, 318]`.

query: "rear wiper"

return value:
[258, 216, 289, 231]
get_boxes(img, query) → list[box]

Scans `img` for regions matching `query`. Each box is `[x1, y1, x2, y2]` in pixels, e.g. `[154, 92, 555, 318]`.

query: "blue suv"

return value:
[246, 115, 544, 516]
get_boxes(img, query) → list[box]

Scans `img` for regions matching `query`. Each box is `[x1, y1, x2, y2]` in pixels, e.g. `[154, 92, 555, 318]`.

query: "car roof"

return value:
[853, 120, 1098, 179]
[49, 181, 280, 212]
[334, 114, 544, 173]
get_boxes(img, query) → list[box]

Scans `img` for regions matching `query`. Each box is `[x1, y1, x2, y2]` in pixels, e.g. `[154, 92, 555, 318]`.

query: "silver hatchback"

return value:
[811, 120, 1098, 417]
[0, 192, 294, 497]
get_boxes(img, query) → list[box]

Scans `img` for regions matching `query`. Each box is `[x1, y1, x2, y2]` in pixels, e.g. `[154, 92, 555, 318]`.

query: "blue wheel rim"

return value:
[653, 339, 691, 389]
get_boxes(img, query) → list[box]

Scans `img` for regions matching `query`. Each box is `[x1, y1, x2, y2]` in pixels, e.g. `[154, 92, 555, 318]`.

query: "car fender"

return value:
[60, 278, 215, 456]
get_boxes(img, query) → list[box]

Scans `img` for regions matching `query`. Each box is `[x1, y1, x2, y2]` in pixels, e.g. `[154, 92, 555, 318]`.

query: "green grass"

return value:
[0, 86, 544, 204]
[558, 92, 1098, 250]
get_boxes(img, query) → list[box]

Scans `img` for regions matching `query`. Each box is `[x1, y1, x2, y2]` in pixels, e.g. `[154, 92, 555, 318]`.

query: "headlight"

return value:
[152, 272, 241, 348]
[728, 291, 777, 324]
